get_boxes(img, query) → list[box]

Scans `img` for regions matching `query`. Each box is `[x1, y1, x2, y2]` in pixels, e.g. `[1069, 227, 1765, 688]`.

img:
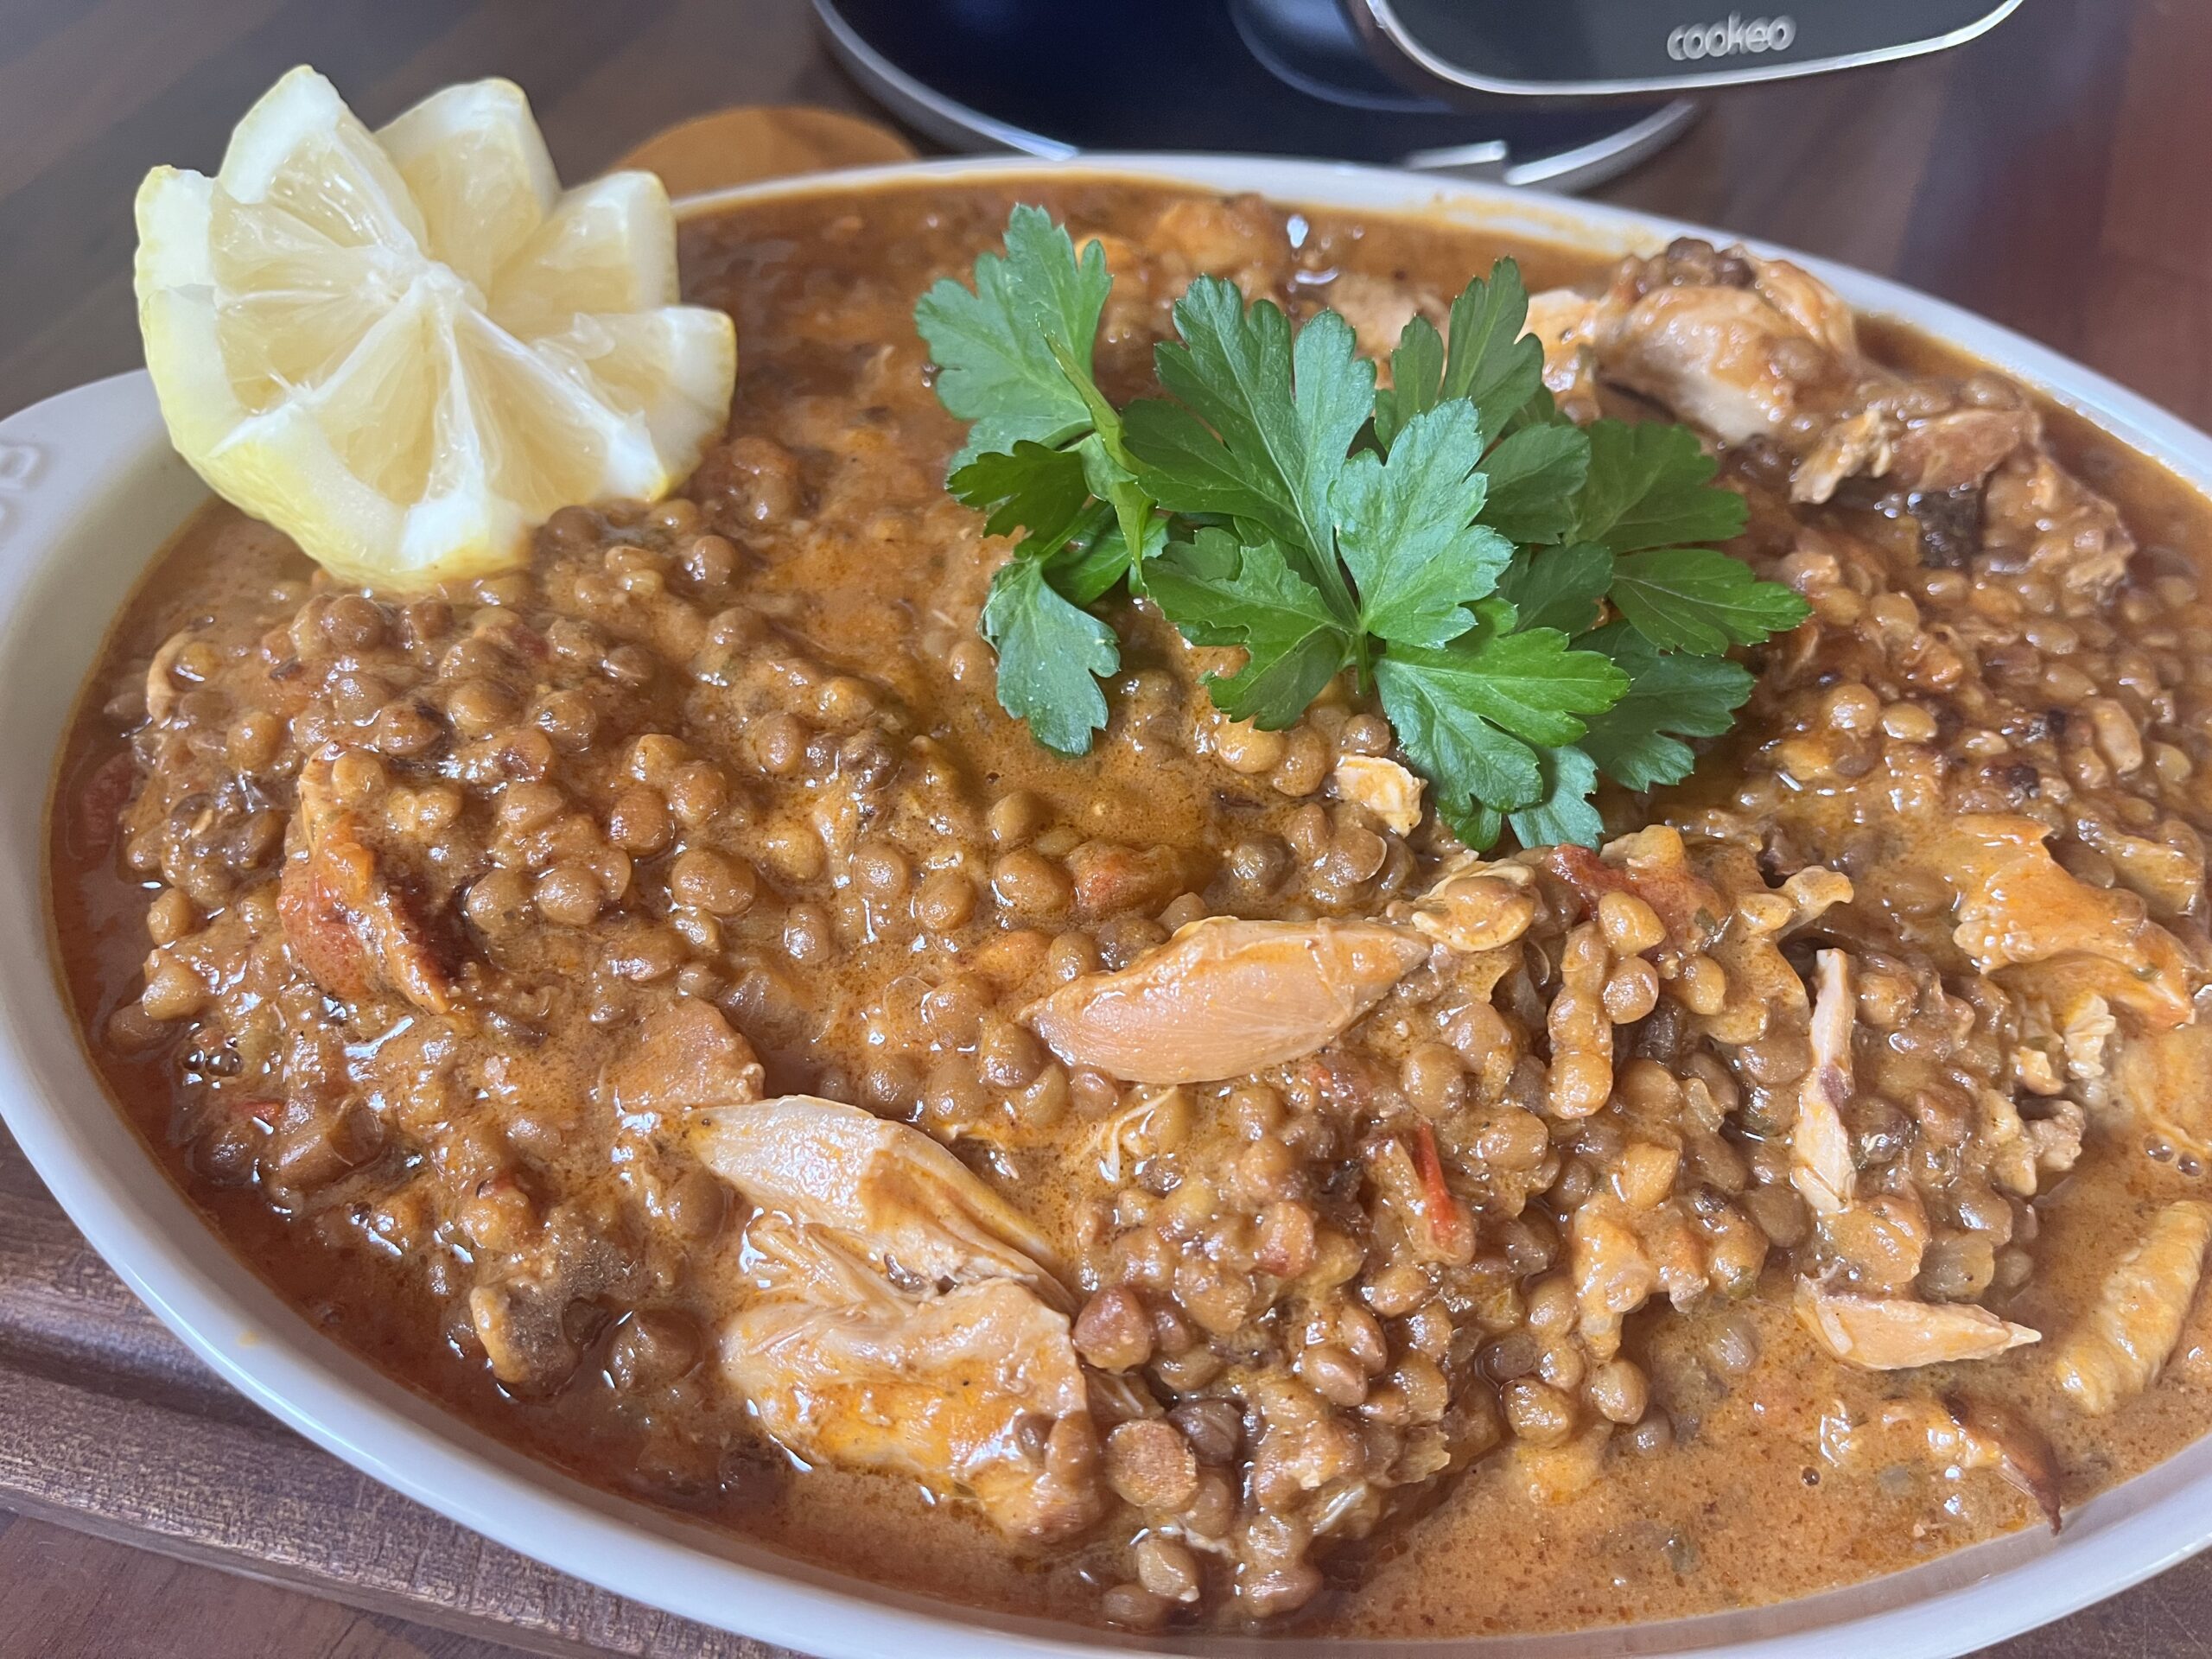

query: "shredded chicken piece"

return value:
[1587, 278, 1834, 446]
[1793, 408, 1897, 505]
[2073, 812, 2205, 921]
[1795, 1280, 2039, 1370]
[2054, 991, 2118, 1082]
[144, 628, 194, 724]
[2013, 1045, 2064, 1096]
[1925, 815, 2195, 1029]
[276, 746, 454, 1014]
[1408, 858, 1538, 954]
[1779, 866, 1855, 931]
[1021, 916, 1427, 1084]
[1977, 1090, 2085, 1197]
[1082, 1087, 1188, 1185]
[1522, 288, 1600, 421]
[1568, 243, 2094, 555]
[1324, 271, 1428, 361]
[1148, 194, 1284, 295]
[1742, 252, 1857, 356]
[723, 1219, 1102, 1540]
[605, 998, 763, 1116]
[1793, 950, 1859, 1217]
[1891, 409, 2037, 494]
[2111, 1020, 2212, 1160]
[692, 1095, 1066, 1300]
[1570, 1196, 1659, 1363]
[2053, 1201, 2212, 1415]
[1332, 754, 1425, 836]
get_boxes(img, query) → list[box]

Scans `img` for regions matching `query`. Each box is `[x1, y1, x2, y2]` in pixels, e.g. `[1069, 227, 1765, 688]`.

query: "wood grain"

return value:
[614, 106, 913, 198]
[4, 0, 2212, 1655]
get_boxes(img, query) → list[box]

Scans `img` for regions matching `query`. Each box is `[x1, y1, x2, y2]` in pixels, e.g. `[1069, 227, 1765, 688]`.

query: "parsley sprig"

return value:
[914, 205, 1809, 849]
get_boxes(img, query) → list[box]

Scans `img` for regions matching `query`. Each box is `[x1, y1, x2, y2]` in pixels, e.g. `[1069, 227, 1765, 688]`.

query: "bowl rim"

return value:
[7, 151, 2212, 1659]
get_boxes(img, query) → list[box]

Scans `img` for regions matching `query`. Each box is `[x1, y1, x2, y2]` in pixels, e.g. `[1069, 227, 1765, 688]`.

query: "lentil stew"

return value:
[48, 176, 2212, 1636]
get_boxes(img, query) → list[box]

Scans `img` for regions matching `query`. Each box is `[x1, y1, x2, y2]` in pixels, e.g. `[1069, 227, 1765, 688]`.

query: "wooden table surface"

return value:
[4, 0, 2212, 1654]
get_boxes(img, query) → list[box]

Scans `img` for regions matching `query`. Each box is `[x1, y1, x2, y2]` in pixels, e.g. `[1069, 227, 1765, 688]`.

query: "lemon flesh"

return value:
[134, 67, 736, 588]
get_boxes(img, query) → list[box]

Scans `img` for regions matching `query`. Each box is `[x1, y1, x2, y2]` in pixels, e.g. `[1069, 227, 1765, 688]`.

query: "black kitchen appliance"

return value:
[815, 0, 2018, 190]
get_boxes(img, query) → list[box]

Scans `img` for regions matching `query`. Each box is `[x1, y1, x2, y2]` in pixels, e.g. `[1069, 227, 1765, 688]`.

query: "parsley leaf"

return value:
[1075, 430, 1158, 587]
[1372, 315, 1445, 453]
[1440, 258, 1546, 439]
[1146, 529, 1354, 728]
[1333, 401, 1511, 650]
[1508, 745, 1605, 850]
[922, 211, 1162, 571]
[1579, 623, 1755, 791]
[1371, 261, 1545, 457]
[1378, 607, 1626, 751]
[915, 206, 1112, 470]
[1374, 659, 1541, 849]
[949, 441, 1090, 542]
[1046, 505, 1165, 606]
[1572, 420, 1750, 552]
[918, 209, 1796, 849]
[1478, 422, 1591, 544]
[979, 555, 1121, 755]
[1128, 283, 1372, 612]
[1610, 546, 1813, 654]
[1496, 542, 1614, 636]
[1499, 383, 1560, 439]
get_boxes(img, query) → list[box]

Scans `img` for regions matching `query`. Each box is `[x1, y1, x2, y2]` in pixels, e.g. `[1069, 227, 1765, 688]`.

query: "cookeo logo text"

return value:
[1667, 13, 1797, 60]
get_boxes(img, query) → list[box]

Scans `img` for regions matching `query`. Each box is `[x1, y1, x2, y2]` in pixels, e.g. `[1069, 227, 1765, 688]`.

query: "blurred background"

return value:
[2, 1, 2209, 1656]
[0, 0, 2202, 423]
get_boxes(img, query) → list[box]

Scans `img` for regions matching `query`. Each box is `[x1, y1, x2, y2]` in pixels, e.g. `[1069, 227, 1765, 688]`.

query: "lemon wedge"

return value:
[133, 67, 736, 588]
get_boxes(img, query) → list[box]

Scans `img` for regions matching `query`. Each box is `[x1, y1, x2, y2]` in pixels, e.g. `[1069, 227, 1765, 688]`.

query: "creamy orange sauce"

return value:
[46, 178, 2212, 1636]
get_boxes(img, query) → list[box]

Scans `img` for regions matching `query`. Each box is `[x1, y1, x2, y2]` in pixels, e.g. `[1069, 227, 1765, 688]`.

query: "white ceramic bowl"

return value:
[7, 156, 2212, 1659]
